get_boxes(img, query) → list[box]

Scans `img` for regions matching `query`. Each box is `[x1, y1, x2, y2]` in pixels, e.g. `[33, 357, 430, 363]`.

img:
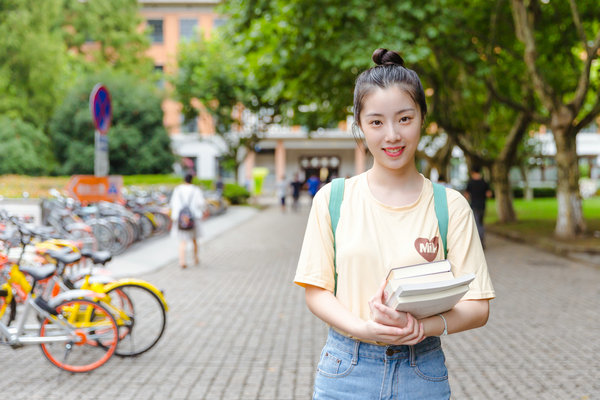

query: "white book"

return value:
[383, 259, 476, 318]
[386, 260, 451, 281]
[388, 284, 472, 319]
[383, 260, 453, 303]
[395, 274, 475, 297]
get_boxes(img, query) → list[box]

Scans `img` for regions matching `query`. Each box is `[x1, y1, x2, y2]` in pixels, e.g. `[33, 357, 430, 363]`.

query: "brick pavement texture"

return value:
[1, 205, 599, 399]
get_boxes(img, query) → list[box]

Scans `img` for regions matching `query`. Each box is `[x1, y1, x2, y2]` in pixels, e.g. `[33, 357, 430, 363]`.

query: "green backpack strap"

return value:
[432, 182, 449, 259]
[329, 178, 345, 296]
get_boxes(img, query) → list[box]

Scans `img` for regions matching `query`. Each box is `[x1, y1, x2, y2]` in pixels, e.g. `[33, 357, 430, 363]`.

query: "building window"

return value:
[154, 65, 165, 89]
[147, 19, 163, 43]
[213, 18, 228, 29]
[180, 114, 198, 134]
[179, 18, 198, 41]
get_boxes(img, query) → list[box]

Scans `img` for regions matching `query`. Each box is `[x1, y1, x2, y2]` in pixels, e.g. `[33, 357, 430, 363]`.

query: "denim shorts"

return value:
[313, 329, 451, 400]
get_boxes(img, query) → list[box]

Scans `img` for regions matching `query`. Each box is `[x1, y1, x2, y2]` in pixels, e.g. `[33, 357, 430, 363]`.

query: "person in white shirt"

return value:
[170, 174, 206, 268]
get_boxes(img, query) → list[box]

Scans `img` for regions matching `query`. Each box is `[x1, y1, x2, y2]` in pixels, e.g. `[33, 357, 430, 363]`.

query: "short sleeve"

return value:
[294, 184, 336, 292]
[446, 189, 495, 300]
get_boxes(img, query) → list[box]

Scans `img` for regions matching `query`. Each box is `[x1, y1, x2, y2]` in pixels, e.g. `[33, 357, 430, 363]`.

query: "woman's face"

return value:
[358, 86, 423, 173]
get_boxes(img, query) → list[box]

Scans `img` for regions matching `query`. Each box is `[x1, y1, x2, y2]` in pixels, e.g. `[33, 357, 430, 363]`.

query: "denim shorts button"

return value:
[385, 348, 394, 356]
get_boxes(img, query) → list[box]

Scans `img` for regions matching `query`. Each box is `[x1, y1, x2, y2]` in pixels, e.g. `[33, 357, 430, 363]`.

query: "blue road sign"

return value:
[90, 84, 112, 135]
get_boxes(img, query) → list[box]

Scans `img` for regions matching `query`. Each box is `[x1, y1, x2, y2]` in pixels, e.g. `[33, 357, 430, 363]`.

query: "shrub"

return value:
[49, 70, 174, 175]
[512, 187, 557, 198]
[223, 183, 250, 204]
[0, 116, 55, 175]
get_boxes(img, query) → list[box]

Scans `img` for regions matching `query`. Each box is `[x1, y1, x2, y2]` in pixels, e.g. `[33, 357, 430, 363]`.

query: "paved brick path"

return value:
[1, 205, 599, 399]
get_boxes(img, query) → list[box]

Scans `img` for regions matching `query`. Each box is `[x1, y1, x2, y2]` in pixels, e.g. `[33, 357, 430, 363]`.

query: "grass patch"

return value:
[122, 174, 184, 187]
[486, 197, 600, 222]
[0, 175, 215, 199]
[0, 175, 69, 198]
[486, 197, 600, 250]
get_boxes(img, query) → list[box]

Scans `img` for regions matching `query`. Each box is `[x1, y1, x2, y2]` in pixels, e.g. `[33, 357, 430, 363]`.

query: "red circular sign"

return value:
[90, 84, 112, 135]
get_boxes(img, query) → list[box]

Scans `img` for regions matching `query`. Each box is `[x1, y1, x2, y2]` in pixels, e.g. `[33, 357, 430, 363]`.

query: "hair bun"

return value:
[372, 48, 404, 67]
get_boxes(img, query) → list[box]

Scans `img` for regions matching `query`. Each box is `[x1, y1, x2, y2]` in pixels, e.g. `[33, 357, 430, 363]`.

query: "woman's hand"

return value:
[362, 314, 425, 346]
[368, 279, 409, 327]
[304, 284, 425, 346]
[365, 279, 426, 345]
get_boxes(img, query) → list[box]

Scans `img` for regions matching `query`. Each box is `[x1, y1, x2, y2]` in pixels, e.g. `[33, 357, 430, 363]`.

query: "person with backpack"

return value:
[294, 49, 495, 399]
[170, 173, 207, 269]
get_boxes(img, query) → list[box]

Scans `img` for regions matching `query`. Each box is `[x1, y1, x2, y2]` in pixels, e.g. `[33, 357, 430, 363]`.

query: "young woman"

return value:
[294, 49, 495, 399]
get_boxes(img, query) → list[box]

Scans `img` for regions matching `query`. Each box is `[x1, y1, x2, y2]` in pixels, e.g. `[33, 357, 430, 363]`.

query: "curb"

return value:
[488, 226, 600, 268]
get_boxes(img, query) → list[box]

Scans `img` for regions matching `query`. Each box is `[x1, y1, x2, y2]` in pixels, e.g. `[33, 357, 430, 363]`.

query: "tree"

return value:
[419, 0, 542, 223]
[0, 116, 55, 175]
[174, 32, 266, 180]
[224, 0, 539, 223]
[49, 71, 174, 175]
[510, 0, 600, 238]
[0, 0, 67, 128]
[62, 0, 153, 78]
[222, 0, 443, 129]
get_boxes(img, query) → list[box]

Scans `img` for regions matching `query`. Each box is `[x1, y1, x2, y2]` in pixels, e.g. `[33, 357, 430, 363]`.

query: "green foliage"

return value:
[222, 0, 443, 129]
[197, 179, 214, 190]
[0, 0, 67, 128]
[62, 0, 153, 78]
[49, 70, 174, 175]
[175, 34, 248, 134]
[0, 116, 55, 175]
[0, 0, 153, 132]
[222, 183, 250, 205]
[174, 33, 264, 178]
[512, 187, 556, 199]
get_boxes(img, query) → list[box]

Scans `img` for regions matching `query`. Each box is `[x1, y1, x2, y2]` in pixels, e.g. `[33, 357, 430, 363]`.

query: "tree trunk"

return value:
[553, 128, 586, 238]
[492, 162, 516, 223]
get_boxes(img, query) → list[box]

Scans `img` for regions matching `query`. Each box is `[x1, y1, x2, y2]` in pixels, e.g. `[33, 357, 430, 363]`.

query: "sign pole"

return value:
[90, 84, 112, 177]
[94, 129, 109, 177]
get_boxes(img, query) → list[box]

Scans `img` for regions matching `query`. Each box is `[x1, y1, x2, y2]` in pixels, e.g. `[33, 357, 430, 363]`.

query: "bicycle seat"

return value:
[20, 263, 56, 282]
[80, 250, 112, 265]
[47, 249, 81, 265]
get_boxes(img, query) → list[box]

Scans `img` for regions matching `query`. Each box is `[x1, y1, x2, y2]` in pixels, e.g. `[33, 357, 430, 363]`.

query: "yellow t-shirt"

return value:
[294, 173, 495, 322]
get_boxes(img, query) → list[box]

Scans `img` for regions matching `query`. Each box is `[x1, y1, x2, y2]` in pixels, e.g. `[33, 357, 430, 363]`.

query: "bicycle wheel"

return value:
[137, 214, 154, 239]
[105, 284, 167, 357]
[39, 298, 118, 373]
[107, 218, 130, 255]
[0, 286, 16, 326]
[90, 221, 115, 252]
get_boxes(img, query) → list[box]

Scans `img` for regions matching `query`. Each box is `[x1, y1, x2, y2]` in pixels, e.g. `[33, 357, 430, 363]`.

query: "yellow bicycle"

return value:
[0, 259, 118, 372]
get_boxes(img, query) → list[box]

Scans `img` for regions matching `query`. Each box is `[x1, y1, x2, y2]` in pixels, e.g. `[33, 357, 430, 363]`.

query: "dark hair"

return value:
[184, 173, 193, 184]
[353, 48, 427, 129]
[471, 165, 482, 174]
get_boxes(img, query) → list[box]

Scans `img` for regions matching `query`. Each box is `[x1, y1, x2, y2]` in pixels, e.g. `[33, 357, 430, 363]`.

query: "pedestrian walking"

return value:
[307, 174, 320, 201]
[276, 175, 288, 212]
[294, 48, 495, 399]
[290, 172, 303, 212]
[464, 165, 492, 248]
[170, 173, 207, 269]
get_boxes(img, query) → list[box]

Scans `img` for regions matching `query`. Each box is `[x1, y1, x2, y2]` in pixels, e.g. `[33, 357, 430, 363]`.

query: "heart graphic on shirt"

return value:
[414, 237, 439, 262]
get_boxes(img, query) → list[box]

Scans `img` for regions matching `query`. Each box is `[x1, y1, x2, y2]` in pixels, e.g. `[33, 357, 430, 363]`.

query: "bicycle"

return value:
[38, 246, 168, 357]
[1, 212, 168, 358]
[0, 259, 118, 372]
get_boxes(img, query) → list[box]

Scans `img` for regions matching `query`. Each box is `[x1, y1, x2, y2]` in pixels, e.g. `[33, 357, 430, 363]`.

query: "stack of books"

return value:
[383, 260, 475, 319]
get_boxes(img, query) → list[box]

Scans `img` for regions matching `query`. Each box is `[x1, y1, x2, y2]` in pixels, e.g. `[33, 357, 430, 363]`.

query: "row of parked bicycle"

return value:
[0, 209, 168, 372]
[40, 187, 227, 256]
